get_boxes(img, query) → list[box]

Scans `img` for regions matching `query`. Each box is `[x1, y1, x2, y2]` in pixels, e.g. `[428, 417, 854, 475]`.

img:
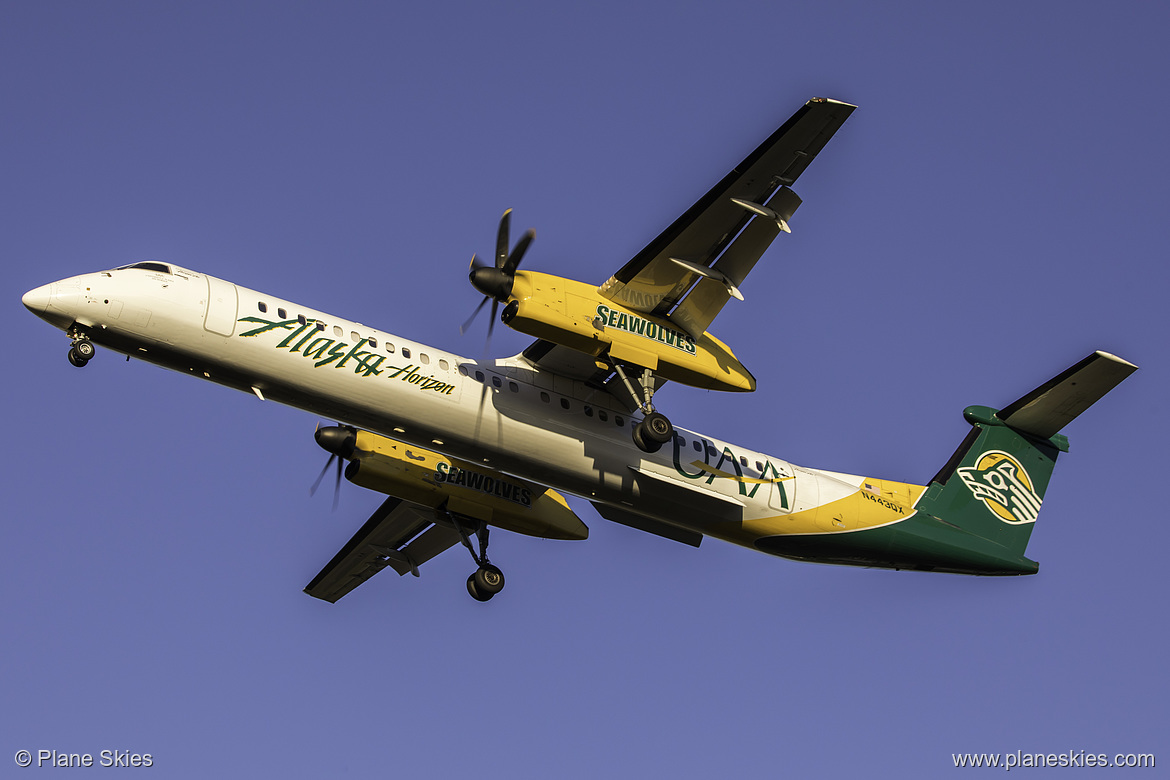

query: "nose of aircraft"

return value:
[22, 283, 53, 315]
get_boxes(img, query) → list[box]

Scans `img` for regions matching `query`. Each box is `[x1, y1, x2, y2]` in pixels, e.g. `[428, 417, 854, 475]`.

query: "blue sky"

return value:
[3, 1, 1166, 776]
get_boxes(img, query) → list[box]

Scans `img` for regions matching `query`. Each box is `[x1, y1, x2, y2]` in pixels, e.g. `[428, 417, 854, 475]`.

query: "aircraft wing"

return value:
[519, 97, 853, 390]
[304, 496, 461, 603]
[599, 97, 855, 338]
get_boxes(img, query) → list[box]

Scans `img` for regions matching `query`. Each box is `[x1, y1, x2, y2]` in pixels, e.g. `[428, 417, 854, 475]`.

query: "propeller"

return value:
[461, 209, 535, 347]
[311, 424, 356, 510]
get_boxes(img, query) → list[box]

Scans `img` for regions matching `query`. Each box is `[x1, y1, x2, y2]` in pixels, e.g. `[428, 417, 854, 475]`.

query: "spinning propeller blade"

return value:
[311, 424, 356, 511]
[462, 210, 536, 351]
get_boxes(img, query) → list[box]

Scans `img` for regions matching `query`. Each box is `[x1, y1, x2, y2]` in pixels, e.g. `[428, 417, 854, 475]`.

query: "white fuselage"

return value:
[23, 264, 872, 551]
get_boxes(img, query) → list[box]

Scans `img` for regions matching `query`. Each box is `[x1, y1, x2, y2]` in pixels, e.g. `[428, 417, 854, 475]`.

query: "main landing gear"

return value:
[448, 514, 505, 602]
[611, 363, 674, 453]
[68, 336, 96, 368]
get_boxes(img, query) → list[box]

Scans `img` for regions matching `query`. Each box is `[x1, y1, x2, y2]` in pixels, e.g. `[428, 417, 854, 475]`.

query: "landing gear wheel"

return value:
[474, 564, 505, 596]
[73, 339, 96, 360]
[632, 423, 662, 454]
[466, 573, 494, 602]
[68, 346, 89, 367]
[642, 411, 673, 443]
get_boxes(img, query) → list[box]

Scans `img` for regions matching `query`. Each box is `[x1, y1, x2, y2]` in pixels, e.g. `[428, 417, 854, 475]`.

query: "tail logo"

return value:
[957, 450, 1043, 525]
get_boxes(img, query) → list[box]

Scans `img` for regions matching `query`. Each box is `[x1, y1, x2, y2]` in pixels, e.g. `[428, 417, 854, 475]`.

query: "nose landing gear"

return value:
[68, 337, 95, 367]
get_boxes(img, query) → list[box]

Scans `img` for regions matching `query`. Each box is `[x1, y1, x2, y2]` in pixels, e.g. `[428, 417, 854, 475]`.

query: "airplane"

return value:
[22, 97, 1137, 603]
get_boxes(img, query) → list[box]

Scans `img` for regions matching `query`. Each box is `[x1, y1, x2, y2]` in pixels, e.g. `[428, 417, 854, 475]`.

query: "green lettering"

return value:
[354, 353, 385, 377]
[334, 338, 370, 369]
[303, 338, 334, 361]
[672, 436, 708, 480]
[314, 341, 350, 368]
[276, 322, 315, 349]
[290, 327, 319, 353]
[237, 317, 297, 338]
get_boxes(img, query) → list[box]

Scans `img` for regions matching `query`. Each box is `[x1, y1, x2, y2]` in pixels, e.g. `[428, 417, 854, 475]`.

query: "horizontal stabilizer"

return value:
[997, 351, 1138, 438]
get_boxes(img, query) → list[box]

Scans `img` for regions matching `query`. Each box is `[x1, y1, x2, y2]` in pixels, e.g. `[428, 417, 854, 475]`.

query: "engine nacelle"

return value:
[341, 430, 588, 541]
[503, 271, 755, 392]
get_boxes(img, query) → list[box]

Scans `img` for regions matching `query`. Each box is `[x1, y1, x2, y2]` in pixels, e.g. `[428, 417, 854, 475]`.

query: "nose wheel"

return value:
[68, 337, 95, 367]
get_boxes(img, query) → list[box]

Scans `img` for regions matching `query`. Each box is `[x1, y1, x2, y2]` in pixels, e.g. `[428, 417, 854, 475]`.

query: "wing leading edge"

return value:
[599, 97, 855, 332]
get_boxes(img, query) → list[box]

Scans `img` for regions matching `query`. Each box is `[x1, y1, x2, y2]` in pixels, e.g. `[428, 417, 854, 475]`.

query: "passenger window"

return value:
[458, 365, 468, 375]
[386, 342, 395, 353]
[402, 348, 411, 359]
[315, 322, 326, 331]
[540, 392, 550, 403]
[693, 441, 701, 452]
[492, 376, 502, 388]
[258, 302, 267, 313]
[584, 406, 594, 417]
[475, 371, 485, 382]
[677, 435, 686, 447]
[351, 331, 360, 342]
[298, 314, 306, 325]
[560, 398, 570, 410]
[278, 308, 287, 319]
[368, 336, 378, 348]
[599, 410, 608, 422]
[756, 461, 764, 472]
[509, 382, 518, 392]
[420, 353, 430, 365]
[439, 359, 449, 371]
[333, 325, 343, 337]
[615, 415, 624, 427]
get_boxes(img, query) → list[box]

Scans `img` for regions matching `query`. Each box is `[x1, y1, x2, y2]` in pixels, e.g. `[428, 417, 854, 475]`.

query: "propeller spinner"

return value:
[311, 424, 356, 510]
[461, 209, 534, 343]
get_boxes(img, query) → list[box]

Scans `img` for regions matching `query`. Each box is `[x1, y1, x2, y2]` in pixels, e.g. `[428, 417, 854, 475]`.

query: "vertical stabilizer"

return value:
[915, 351, 1137, 563]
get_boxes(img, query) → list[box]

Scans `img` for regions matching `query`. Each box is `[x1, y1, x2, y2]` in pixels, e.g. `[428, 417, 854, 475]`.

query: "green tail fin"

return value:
[915, 351, 1136, 570]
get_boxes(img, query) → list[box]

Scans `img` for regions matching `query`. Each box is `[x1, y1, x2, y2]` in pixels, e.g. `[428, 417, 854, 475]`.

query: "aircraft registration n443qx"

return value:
[23, 97, 1137, 604]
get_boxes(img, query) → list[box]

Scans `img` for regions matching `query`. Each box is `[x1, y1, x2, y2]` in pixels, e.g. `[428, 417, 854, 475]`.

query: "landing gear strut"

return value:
[68, 336, 95, 368]
[612, 363, 674, 453]
[448, 514, 505, 602]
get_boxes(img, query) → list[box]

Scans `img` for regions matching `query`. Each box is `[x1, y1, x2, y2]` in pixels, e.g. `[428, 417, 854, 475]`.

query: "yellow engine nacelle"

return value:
[343, 430, 588, 541]
[502, 271, 755, 392]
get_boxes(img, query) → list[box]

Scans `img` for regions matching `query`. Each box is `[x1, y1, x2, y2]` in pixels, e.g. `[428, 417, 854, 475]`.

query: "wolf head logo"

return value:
[957, 450, 1043, 525]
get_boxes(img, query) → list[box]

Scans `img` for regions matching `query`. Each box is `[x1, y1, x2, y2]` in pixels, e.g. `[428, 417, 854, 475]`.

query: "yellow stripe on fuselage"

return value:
[712, 478, 929, 546]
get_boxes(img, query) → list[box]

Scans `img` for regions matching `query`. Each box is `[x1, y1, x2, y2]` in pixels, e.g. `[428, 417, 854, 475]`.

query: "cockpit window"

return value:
[115, 262, 172, 274]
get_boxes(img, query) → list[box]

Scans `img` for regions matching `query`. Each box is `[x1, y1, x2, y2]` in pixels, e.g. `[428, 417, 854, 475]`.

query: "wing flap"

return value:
[600, 97, 854, 318]
[591, 502, 703, 547]
[304, 496, 460, 603]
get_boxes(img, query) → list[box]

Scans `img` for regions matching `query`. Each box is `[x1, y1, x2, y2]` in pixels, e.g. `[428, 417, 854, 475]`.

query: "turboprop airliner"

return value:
[22, 97, 1137, 603]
